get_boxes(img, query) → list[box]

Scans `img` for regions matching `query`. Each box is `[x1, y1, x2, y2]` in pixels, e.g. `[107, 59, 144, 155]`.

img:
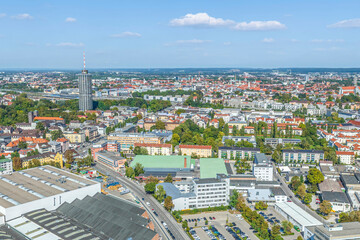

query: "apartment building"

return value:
[107, 132, 161, 151]
[253, 153, 273, 181]
[0, 158, 13, 174]
[336, 151, 355, 165]
[179, 145, 212, 157]
[134, 143, 172, 155]
[222, 136, 257, 147]
[63, 132, 86, 144]
[282, 149, 324, 163]
[21, 152, 63, 168]
[218, 146, 260, 160]
[264, 138, 301, 147]
[159, 177, 230, 210]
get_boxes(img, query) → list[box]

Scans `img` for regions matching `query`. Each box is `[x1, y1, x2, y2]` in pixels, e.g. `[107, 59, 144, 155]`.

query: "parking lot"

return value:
[181, 207, 303, 240]
[181, 211, 258, 240]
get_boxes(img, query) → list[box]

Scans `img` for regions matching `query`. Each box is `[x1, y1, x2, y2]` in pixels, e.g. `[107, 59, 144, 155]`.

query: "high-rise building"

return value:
[78, 53, 93, 111]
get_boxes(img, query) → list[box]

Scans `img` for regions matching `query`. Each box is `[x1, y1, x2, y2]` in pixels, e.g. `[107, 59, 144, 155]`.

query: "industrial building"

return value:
[131, 155, 194, 180]
[94, 151, 126, 170]
[304, 222, 360, 240]
[200, 158, 227, 179]
[7, 193, 159, 240]
[0, 165, 100, 222]
[275, 202, 322, 231]
[159, 176, 230, 210]
[253, 153, 274, 181]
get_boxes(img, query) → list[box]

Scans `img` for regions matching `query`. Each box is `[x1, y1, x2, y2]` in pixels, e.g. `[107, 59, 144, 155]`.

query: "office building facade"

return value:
[78, 68, 93, 111]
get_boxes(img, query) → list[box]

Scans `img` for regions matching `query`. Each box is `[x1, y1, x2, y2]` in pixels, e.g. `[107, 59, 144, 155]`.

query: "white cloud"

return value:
[170, 13, 286, 31]
[0, 13, 6, 18]
[233, 21, 286, 31]
[65, 17, 77, 23]
[328, 18, 360, 28]
[170, 13, 235, 27]
[47, 42, 84, 47]
[110, 31, 142, 38]
[223, 41, 231, 45]
[262, 38, 274, 43]
[11, 13, 33, 20]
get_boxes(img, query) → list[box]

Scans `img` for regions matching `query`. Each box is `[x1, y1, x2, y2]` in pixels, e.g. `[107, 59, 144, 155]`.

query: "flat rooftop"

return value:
[0, 166, 98, 208]
[130, 155, 194, 169]
[199, 158, 227, 179]
[275, 202, 322, 227]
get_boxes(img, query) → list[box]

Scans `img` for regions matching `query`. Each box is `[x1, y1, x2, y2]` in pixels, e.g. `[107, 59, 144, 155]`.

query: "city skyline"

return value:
[1, 0, 360, 68]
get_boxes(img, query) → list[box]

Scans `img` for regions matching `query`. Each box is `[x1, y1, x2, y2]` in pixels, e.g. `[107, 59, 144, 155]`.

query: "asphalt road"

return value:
[94, 163, 190, 240]
[272, 162, 327, 224]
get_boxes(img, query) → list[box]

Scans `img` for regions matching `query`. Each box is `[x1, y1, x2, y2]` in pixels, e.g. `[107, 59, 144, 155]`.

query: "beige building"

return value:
[179, 145, 212, 158]
[107, 133, 161, 151]
[63, 132, 86, 143]
[134, 143, 172, 155]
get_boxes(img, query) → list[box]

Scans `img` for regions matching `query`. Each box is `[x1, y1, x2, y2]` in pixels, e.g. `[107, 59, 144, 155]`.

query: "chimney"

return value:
[184, 157, 187, 168]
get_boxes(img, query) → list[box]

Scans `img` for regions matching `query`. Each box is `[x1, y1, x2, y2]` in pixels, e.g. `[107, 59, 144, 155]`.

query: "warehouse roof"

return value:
[130, 155, 193, 169]
[275, 202, 322, 227]
[322, 191, 350, 204]
[199, 158, 227, 179]
[56, 193, 157, 240]
[0, 166, 98, 208]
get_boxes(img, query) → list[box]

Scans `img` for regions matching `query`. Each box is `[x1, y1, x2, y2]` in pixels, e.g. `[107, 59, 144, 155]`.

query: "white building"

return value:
[305, 222, 360, 240]
[159, 177, 230, 210]
[134, 143, 172, 155]
[336, 151, 355, 165]
[253, 153, 273, 181]
[0, 158, 13, 175]
[0, 165, 100, 223]
[321, 191, 351, 212]
[275, 202, 322, 231]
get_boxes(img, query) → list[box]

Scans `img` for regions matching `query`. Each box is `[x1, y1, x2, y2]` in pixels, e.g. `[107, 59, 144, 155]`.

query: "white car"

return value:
[146, 202, 150, 206]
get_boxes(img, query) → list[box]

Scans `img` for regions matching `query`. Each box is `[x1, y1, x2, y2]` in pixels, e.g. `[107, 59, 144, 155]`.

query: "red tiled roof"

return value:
[179, 145, 212, 149]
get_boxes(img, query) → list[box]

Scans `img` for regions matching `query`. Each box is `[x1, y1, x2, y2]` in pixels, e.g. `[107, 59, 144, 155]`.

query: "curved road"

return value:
[94, 163, 190, 240]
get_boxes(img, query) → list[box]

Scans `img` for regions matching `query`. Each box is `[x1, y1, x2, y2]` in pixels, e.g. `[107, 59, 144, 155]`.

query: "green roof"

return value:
[130, 155, 191, 169]
[200, 158, 227, 179]
[0, 159, 11, 163]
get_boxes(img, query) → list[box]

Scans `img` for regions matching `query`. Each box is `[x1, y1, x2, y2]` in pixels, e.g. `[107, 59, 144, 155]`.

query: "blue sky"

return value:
[1, 0, 360, 69]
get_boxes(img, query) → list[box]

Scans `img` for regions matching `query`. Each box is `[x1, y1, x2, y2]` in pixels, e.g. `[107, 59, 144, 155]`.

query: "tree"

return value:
[154, 185, 166, 202]
[133, 146, 149, 155]
[125, 167, 135, 178]
[18, 141, 27, 149]
[144, 182, 157, 194]
[154, 120, 166, 130]
[290, 176, 302, 191]
[182, 220, 188, 229]
[36, 122, 45, 131]
[281, 221, 293, 235]
[64, 151, 74, 164]
[272, 150, 281, 163]
[12, 157, 22, 170]
[164, 173, 173, 183]
[134, 163, 144, 176]
[271, 224, 281, 237]
[51, 130, 63, 141]
[171, 133, 180, 146]
[296, 184, 306, 199]
[303, 193, 312, 204]
[229, 190, 239, 208]
[145, 176, 159, 184]
[319, 200, 332, 215]
[307, 168, 324, 185]
[255, 201, 268, 210]
[296, 236, 303, 240]
[164, 196, 174, 211]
